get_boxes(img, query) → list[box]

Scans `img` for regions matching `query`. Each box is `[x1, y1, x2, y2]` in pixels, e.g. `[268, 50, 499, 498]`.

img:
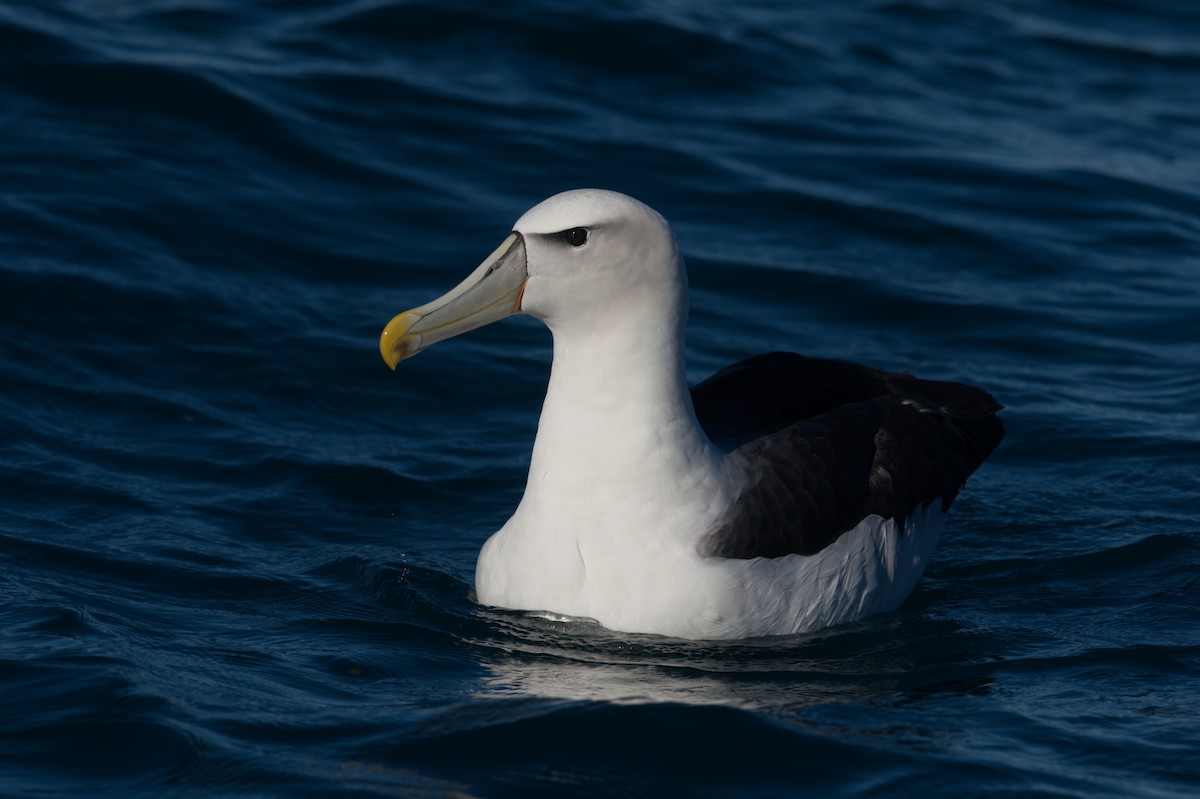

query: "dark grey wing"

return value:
[692, 352, 1004, 453]
[691, 352, 1004, 560]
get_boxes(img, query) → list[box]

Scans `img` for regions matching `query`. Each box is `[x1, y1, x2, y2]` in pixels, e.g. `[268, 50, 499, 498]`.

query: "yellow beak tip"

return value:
[379, 337, 399, 370]
[379, 312, 418, 370]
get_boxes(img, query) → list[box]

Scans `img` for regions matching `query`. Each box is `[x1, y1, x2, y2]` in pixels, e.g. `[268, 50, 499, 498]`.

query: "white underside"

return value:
[476, 504, 946, 640]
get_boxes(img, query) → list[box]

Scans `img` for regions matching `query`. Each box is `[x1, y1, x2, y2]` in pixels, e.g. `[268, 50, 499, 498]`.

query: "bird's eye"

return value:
[563, 228, 588, 247]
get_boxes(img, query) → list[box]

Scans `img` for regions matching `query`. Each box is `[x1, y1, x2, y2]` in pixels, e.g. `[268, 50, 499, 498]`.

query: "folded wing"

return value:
[691, 352, 1005, 559]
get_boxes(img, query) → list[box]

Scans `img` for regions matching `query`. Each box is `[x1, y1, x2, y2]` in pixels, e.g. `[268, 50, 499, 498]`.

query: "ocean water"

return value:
[2, 0, 1198, 796]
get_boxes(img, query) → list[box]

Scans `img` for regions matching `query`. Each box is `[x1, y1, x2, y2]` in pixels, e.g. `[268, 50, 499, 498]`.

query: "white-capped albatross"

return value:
[380, 189, 1004, 640]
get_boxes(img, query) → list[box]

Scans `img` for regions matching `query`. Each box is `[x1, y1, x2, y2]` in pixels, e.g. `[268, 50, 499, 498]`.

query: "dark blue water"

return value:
[2, 0, 1198, 796]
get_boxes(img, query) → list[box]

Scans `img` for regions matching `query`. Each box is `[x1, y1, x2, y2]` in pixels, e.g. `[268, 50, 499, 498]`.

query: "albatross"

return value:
[380, 189, 1004, 640]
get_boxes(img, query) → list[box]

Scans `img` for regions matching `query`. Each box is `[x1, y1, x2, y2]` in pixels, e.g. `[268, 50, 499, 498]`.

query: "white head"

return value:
[379, 189, 688, 367]
[515, 189, 686, 335]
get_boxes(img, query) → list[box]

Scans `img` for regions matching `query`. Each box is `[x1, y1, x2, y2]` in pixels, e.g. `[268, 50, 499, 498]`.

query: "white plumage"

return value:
[380, 189, 1002, 640]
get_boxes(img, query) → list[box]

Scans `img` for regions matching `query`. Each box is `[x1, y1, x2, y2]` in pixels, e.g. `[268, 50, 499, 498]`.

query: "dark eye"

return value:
[563, 228, 588, 247]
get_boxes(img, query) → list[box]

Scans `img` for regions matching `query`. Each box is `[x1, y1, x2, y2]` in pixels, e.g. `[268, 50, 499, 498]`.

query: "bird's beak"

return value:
[379, 232, 528, 369]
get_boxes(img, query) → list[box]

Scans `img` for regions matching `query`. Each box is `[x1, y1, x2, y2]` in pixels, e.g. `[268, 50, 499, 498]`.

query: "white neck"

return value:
[474, 305, 731, 621]
[506, 305, 727, 552]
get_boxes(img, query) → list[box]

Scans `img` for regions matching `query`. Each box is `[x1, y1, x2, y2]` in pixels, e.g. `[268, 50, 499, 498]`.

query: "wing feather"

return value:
[691, 352, 1004, 559]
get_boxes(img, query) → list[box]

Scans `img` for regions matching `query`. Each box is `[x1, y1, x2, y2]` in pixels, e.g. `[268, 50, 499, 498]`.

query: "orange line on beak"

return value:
[513, 278, 527, 312]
